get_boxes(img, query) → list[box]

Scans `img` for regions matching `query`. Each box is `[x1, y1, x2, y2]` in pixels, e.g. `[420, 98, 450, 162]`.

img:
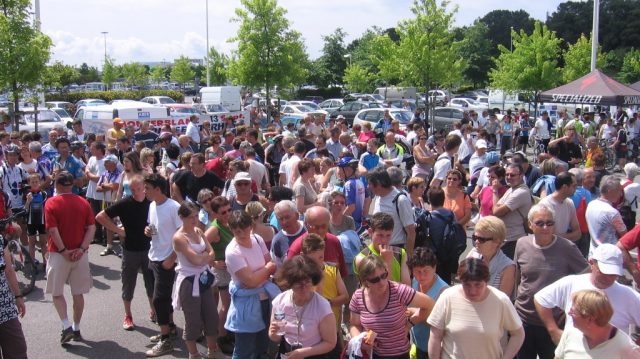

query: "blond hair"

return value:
[571, 289, 613, 327]
[475, 216, 506, 242]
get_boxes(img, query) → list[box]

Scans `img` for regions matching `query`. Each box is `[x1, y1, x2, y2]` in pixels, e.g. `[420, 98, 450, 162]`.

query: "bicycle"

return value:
[598, 139, 616, 171]
[1, 211, 36, 296]
[528, 136, 546, 165]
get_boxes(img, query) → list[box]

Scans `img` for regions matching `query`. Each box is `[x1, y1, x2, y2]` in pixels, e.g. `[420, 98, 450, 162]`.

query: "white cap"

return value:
[591, 243, 623, 276]
[233, 172, 252, 184]
[476, 139, 488, 149]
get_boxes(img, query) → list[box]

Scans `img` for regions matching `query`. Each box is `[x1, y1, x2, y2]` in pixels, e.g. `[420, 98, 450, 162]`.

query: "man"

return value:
[134, 121, 159, 149]
[468, 139, 488, 178]
[286, 206, 348, 277]
[96, 174, 154, 331]
[228, 171, 261, 210]
[511, 152, 542, 188]
[85, 142, 107, 244]
[29, 141, 53, 192]
[305, 135, 335, 161]
[245, 148, 269, 194]
[338, 157, 368, 228]
[246, 128, 265, 162]
[484, 113, 500, 146]
[326, 127, 342, 160]
[52, 137, 85, 194]
[270, 200, 307, 267]
[429, 134, 462, 188]
[585, 175, 627, 256]
[106, 118, 126, 149]
[618, 223, 640, 287]
[548, 125, 583, 169]
[374, 110, 394, 134]
[377, 131, 405, 167]
[534, 243, 640, 344]
[1, 144, 29, 245]
[44, 171, 96, 344]
[358, 138, 384, 178]
[532, 111, 552, 152]
[41, 130, 58, 157]
[278, 141, 305, 188]
[367, 167, 416, 255]
[143, 174, 181, 357]
[171, 153, 225, 202]
[583, 167, 598, 197]
[184, 115, 200, 152]
[492, 163, 533, 259]
[539, 172, 582, 242]
[67, 120, 86, 143]
[177, 135, 195, 155]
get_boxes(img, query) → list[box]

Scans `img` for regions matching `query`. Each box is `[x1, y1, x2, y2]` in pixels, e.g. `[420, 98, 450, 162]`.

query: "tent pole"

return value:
[591, 0, 600, 71]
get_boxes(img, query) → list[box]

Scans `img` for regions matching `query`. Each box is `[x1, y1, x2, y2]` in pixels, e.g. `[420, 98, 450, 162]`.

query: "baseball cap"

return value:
[113, 118, 124, 125]
[591, 243, 623, 276]
[336, 115, 345, 120]
[104, 154, 119, 163]
[233, 172, 252, 184]
[475, 139, 487, 149]
[485, 151, 500, 165]
[56, 171, 74, 187]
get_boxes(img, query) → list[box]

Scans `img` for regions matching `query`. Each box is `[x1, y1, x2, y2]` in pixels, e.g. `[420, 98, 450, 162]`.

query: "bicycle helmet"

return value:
[485, 151, 500, 165]
[4, 144, 19, 155]
[337, 157, 358, 168]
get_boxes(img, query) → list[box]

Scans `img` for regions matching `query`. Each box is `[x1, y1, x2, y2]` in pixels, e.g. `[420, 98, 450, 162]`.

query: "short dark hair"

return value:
[166, 144, 180, 160]
[293, 141, 306, 154]
[118, 135, 130, 144]
[427, 187, 445, 207]
[275, 255, 322, 289]
[444, 134, 462, 151]
[144, 173, 168, 195]
[247, 128, 259, 139]
[228, 210, 253, 230]
[94, 142, 106, 155]
[268, 186, 294, 202]
[301, 233, 325, 255]
[297, 158, 314, 174]
[54, 137, 70, 148]
[369, 212, 394, 231]
[555, 171, 575, 190]
[211, 196, 230, 213]
[366, 167, 392, 188]
[459, 257, 490, 283]
[178, 201, 200, 217]
[191, 153, 205, 164]
[408, 247, 438, 270]
[512, 152, 528, 164]
[489, 165, 506, 178]
[506, 163, 523, 175]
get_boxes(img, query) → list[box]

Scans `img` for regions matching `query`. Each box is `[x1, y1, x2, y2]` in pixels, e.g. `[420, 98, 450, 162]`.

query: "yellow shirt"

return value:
[585, 147, 603, 168]
[316, 263, 341, 324]
[107, 128, 125, 149]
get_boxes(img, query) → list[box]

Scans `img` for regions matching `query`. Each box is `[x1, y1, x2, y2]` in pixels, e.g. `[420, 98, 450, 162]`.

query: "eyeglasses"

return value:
[366, 271, 388, 284]
[533, 220, 555, 228]
[446, 177, 460, 181]
[292, 279, 312, 290]
[472, 234, 493, 243]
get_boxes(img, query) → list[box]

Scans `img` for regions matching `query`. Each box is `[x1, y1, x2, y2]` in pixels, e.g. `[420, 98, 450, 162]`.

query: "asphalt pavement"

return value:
[19, 241, 230, 359]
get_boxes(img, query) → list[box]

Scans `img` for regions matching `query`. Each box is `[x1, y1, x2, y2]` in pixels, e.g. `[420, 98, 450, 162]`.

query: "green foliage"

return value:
[490, 22, 562, 97]
[43, 61, 80, 90]
[479, 9, 536, 57]
[545, 1, 593, 49]
[171, 56, 196, 87]
[317, 28, 348, 87]
[206, 47, 228, 85]
[78, 63, 100, 84]
[619, 49, 640, 83]
[346, 27, 384, 76]
[296, 87, 343, 100]
[305, 59, 330, 88]
[602, 49, 625, 76]
[149, 65, 167, 86]
[101, 56, 119, 90]
[458, 21, 493, 87]
[562, 34, 604, 83]
[45, 90, 184, 104]
[120, 62, 148, 88]
[227, 0, 308, 97]
[370, 34, 400, 86]
[343, 64, 373, 93]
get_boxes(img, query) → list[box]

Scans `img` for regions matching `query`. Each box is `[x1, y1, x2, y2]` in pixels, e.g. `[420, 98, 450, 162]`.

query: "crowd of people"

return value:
[1, 104, 640, 359]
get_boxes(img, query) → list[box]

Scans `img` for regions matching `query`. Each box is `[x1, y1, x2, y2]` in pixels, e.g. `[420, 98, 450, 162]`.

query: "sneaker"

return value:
[60, 327, 74, 344]
[149, 328, 177, 343]
[217, 336, 234, 355]
[123, 315, 134, 331]
[73, 330, 83, 341]
[188, 353, 205, 359]
[100, 248, 116, 256]
[205, 348, 218, 358]
[145, 339, 173, 357]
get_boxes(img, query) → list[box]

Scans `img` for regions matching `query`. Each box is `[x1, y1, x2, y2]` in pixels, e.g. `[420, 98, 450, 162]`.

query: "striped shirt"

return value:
[349, 281, 416, 357]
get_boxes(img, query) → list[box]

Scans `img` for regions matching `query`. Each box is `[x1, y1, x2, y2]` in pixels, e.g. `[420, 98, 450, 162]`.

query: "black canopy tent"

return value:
[631, 80, 640, 92]
[538, 70, 640, 107]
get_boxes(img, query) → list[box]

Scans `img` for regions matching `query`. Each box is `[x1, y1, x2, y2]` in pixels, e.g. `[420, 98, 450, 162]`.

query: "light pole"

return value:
[205, 0, 210, 87]
[510, 26, 514, 52]
[101, 31, 108, 67]
[343, 54, 351, 66]
[591, 0, 600, 71]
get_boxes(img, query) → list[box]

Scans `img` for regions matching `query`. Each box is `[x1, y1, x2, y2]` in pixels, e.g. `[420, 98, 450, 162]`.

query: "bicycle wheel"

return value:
[604, 149, 616, 171]
[7, 240, 37, 296]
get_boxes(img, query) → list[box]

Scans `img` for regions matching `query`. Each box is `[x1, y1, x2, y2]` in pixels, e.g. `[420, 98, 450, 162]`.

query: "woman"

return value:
[293, 159, 320, 214]
[245, 201, 275, 250]
[463, 216, 515, 296]
[349, 255, 435, 359]
[412, 133, 434, 180]
[428, 258, 524, 359]
[500, 115, 514, 155]
[328, 191, 355, 235]
[225, 210, 279, 359]
[478, 165, 507, 217]
[319, 158, 340, 195]
[0, 227, 28, 358]
[408, 248, 449, 359]
[140, 147, 155, 175]
[197, 188, 216, 228]
[269, 255, 337, 359]
[358, 122, 376, 146]
[407, 177, 427, 210]
[443, 169, 472, 226]
[555, 289, 640, 358]
[200, 120, 212, 152]
[172, 202, 219, 359]
[116, 151, 144, 199]
[265, 135, 287, 186]
[205, 135, 225, 161]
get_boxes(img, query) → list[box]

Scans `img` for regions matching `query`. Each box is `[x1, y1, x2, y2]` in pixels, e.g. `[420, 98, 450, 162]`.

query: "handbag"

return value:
[198, 268, 215, 292]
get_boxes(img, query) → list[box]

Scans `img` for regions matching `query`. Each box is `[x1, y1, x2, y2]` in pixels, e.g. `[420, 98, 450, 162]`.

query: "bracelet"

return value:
[57, 247, 66, 253]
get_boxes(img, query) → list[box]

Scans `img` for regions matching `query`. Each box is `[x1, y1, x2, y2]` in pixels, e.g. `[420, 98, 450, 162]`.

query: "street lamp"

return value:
[510, 26, 514, 52]
[205, 0, 210, 87]
[343, 54, 351, 66]
[101, 31, 108, 67]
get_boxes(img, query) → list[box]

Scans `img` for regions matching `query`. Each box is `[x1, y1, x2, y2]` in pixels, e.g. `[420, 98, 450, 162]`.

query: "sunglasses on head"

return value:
[366, 271, 389, 284]
[472, 234, 493, 243]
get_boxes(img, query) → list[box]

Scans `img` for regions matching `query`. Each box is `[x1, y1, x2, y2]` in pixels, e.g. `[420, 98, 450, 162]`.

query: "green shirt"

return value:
[354, 243, 405, 283]
[211, 219, 233, 261]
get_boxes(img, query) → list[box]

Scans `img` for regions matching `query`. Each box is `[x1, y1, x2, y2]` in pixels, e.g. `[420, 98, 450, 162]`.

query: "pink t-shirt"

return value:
[225, 234, 268, 285]
[358, 131, 375, 143]
[479, 186, 507, 216]
[271, 291, 333, 348]
[349, 281, 416, 356]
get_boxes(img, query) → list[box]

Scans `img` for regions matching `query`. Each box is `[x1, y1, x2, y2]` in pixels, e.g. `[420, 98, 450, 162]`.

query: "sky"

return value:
[37, 0, 567, 68]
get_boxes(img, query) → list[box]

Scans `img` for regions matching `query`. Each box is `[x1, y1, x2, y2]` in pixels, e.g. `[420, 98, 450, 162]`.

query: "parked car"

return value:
[430, 107, 465, 131]
[330, 101, 383, 125]
[318, 98, 344, 112]
[447, 97, 487, 110]
[45, 101, 74, 112]
[167, 104, 202, 120]
[353, 108, 413, 129]
[140, 96, 176, 106]
[288, 101, 323, 111]
[20, 109, 65, 141]
[281, 104, 328, 116]
[344, 93, 383, 103]
[76, 99, 106, 108]
[427, 90, 451, 106]
[51, 108, 73, 125]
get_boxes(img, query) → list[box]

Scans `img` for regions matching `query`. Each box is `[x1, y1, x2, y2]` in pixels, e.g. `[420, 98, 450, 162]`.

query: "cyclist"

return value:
[337, 157, 368, 230]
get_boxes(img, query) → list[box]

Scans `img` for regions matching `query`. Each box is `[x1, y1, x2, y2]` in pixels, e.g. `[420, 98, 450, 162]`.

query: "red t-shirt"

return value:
[287, 232, 348, 277]
[205, 157, 226, 179]
[619, 223, 640, 270]
[45, 193, 95, 252]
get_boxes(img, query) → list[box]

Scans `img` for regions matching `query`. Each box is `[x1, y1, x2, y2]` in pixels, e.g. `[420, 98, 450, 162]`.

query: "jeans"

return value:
[232, 299, 270, 359]
[0, 318, 27, 359]
[149, 260, 176, 326]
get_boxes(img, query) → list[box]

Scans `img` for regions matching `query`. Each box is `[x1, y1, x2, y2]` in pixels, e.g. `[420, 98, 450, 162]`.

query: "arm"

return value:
[95, 210, 125, 238]
[115, 174, 124, 201]
[3, 247, 25, 317]
[427, 326, 444, 359]
[400, 251, 411, 286]
[564, 213, 581, 242]
[534, 299, 563, 345]
[457, 201, 472, 226]
[330, 270, 349, 307]
[173, 233, 214, 266]
[291, 314, 337, 359]
[492, 191, 510, 217]
[404, 224, 416, 257]
[617, 242, 640, 284]
[502, 326, 525, 359]
[498, 265, 516, 297]
[408, 291, 435, 325]
[233, 262, 277, 289]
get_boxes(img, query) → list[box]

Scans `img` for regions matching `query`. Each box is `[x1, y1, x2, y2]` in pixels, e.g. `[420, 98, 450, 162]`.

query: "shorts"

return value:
[213, 267, 231, 288]
[26, 224, 46, 236]
[45, 252, 92, 296]
[518, 135, 529, 145]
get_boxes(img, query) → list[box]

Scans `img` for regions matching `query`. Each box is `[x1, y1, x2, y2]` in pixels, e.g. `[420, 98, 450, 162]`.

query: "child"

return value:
[353, 212, 410, 285]
[23, 173, 48, 268]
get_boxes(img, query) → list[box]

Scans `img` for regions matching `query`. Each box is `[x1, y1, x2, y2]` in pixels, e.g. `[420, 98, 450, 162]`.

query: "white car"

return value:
[76, 99, 106, 108]
[288, 101, 322, 111]
[319, 98, 344, 112]
[20, 109, 66, 141]
[45, 101, 73, 112]
[51, 108, 73, 125]
[281, 105, 328, 116]
[447, 97, 487, 110]
[140, 96, 176, 106]
[353, 108, 413, 129]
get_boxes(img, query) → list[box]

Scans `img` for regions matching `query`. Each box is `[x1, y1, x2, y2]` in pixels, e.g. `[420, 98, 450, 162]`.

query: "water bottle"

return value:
[274, 309, 286, 336]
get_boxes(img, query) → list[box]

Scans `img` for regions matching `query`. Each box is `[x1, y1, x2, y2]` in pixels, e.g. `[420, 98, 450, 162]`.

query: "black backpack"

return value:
[429, 211, 467, 263]
[413, 207, 432, 248]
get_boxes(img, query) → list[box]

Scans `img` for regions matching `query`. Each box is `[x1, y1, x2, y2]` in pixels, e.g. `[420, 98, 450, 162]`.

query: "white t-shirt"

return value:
[555, 326, 640, 358]
[468, 153, 486, 176]
[85, 156, 106, 200]
[147, 198, 182, 261]
[185, 121, 200, 144]
[432, 153, 453, 186]
[371, 188, 415, 246]
[534, 118, 551, 139]
[534, 273, 640, 333]
[585, 198, 627, 256]
[540, 195, 577, 237]
[18, 160, 38, 174]
[279, 154, 301, 188]
[624, 183, 640, 212]
[225, 234, 269, 284]
[247, 159, 268, 190]
[475, 167, 491, 189]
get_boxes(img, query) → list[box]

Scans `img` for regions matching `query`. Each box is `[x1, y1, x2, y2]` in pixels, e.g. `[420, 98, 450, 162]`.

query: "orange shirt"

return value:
[444, 190, 472, 222]
[585, 147, 603, 168]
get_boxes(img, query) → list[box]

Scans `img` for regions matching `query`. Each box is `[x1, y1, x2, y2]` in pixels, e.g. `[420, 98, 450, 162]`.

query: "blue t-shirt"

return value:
[344, 177, 367, 227]
[411, 275, 449, 351]
[360, 152, 381, 187]
[519, 119, 531, 137]
[571, 187, 592, 208]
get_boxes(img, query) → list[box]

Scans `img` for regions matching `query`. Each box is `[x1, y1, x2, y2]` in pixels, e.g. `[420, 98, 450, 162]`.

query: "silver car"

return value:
[20, 109, 66, 141]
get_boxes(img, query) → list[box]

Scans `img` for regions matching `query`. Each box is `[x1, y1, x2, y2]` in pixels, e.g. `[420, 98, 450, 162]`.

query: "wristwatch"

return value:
[57, 247, 66, 253]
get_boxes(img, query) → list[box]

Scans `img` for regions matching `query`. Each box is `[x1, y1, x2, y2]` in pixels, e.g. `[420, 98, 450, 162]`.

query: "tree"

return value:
[546, 1, 593, 48]
[479, 10, 536, 57]
[346, 27, 385, 79]
[562, 34, 604, 83]
[101, 56, 119, 90]
[490, 22, 563, 105]
[77, 63, 100, 84]
[206, 47, 228, 85]
[343, 64, 373, 93]
[0, 0, 52, 127]
[171, 56, 195, 89]
[227, 0, 307, 117]
[619, 49, 640, 83]
[43, 61, 80, 91]
[316, 28, 348, 87]
[120, 62, 147, 88]
[150, 65, 167, 87]
[458, 21, 493, 87]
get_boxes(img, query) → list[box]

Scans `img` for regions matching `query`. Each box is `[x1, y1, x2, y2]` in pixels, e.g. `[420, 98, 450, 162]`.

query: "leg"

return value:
[180, 277, 203, 355]
[232, 332, 258, 359]
[72, 294, 85, 325]
[0, 318, 28, 359]
[121, 249, 139, 317]
[200, 286, 219, 350]
[141, 253, 156, 315]
[150, 260, 176, 336]
[52, 295, 69, 323]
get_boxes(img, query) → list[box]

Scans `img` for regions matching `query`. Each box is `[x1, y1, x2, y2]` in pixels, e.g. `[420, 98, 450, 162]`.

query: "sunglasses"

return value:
[472, 234, 493, 243]
[366, 271, 389, 284]
[533, 220, 555, 228]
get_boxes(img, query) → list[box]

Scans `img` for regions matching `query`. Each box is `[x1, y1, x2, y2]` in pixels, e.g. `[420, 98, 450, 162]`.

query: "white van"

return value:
[74, 101, 173, 135]
[373, 87, 417, 100]
[199, 86, 242, 111]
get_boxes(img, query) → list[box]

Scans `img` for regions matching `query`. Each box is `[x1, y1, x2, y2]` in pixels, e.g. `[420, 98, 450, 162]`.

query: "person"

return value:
[116, 151, 144, 200]
[555, 289, 640, 358]
[224, 210, 279, 359]
[269, 255, 337, 359]
[1, 145, 28, 244]
[427, 257, 525, 359]
[172, 202, 219, 359]
[349, 255, 435, 359]
[96, 154, 122, 256]
[328, 191, 356, 235]
[477, 165, 507, 217]
[429, 134, 461, 188]
[367, 167, 416, 255]
[143, 174, 182, 357]
[185, 115, 201, 152]
[134, 120, 159, 149]
[52, 138, 85, 194]
[548, 125, 583, 169]
[338, 157, 368, 229]
[492, 163, 533, 259]
[246, 147, 270, 193]
[23, 173, 48, 267]
[534, 243, 640, 344]
[532, 111, 552, 152]
[585, 175, 627, 256]
[172, 153, 225, 203]
[618, 223, 640, 288]
[84, 142, 107, 244]
[408, 247, 449, 359]
[500, 115, 514, 155]
[406, 177, 426, 210]
[106, 118, 126, 149]
[44, 171, 96, 344]
[293, 159, 320, 214]
[246, 201, 275, 249]
[443, 169, 472, 226]
[279, 141, 305, 188]
[270, 200, 306, 268]
[354, 212, 410, 285]
[514, 204, 588, 359]
[95, 174, 155, 332]
[539, 171, 582, 242]
[411, 132, 434, 180]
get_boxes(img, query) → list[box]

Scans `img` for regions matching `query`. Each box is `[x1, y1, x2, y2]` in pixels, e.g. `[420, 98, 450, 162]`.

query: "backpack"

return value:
[576, 196, 589, 234]
[392, 191, 413, 237]
[413, 207, 432, 248]
[531, 175, 556, 197]
[429, 211, 467, 263]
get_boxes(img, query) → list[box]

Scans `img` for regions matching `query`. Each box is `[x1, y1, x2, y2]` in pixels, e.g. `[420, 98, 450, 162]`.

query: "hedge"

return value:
[45, 90, 185, 104]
